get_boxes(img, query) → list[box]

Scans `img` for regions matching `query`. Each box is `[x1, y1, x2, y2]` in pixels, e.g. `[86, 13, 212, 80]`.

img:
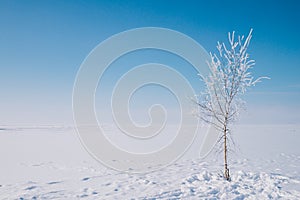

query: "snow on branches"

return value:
[197, 29, 268, 130]
[195, 29, 268, 180]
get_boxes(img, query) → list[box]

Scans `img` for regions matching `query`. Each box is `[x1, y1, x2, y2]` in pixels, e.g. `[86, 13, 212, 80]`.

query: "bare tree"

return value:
[195, 29, 267, 180]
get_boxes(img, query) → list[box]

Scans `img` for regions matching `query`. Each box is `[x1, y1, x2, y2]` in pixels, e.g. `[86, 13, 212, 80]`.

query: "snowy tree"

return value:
[195, 29, 268, 180]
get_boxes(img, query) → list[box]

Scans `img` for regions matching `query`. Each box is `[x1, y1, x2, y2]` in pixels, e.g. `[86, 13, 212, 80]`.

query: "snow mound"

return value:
[181, 171, 298, 199]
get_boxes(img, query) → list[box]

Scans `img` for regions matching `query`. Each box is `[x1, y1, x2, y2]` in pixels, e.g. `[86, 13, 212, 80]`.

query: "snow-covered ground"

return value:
[0, 124, 300, 199]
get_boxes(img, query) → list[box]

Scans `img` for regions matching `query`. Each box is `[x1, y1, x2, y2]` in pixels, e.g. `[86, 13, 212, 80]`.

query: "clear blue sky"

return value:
[0, 0, 299, 125]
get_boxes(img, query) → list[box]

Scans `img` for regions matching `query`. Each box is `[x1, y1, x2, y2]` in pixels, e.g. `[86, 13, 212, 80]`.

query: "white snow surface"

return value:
[0, 124, 300, 199]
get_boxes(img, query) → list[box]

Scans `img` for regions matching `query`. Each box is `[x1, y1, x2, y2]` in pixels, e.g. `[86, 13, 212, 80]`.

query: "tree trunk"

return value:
[224, 125, 230, 181]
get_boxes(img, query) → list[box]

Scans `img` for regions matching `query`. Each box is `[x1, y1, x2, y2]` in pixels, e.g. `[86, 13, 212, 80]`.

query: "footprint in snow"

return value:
[82, 177, 90, 181]
[47, 181, 62, 185]
[25, 185, 37, 190]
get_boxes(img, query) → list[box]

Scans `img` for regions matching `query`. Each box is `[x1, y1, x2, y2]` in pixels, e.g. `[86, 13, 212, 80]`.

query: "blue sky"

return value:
[0, 0, 299, 125]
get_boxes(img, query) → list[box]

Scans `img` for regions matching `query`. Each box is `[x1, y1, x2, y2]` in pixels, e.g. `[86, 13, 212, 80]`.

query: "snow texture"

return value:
[0, 125, 299, 199]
